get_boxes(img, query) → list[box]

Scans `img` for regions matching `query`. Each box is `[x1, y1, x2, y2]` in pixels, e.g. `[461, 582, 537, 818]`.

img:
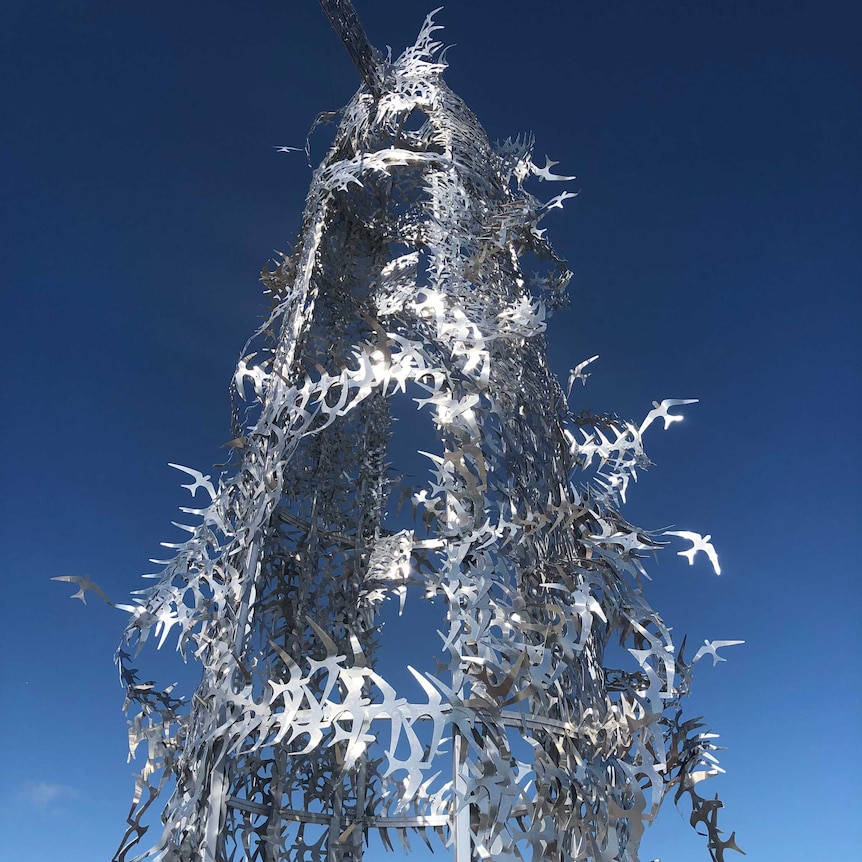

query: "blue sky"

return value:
[1, 1, 859, 860]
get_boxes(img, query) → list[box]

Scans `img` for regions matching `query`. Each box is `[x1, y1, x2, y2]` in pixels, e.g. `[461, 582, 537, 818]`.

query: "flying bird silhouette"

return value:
[566, 355, 599, 396]
[234, 353, 268, 401]
[665, 530, 721, 575]
[543, 190, 578, 211]
[168, 463, 217, 500]
[693, 639, 745, 665]
[51, 574, 110, 605]
[639, 398, 698, 434]
[530, 155, 576, 182]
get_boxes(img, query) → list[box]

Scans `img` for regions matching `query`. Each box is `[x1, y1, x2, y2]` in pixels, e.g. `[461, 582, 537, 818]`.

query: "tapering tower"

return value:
[98, 4, 740, 861]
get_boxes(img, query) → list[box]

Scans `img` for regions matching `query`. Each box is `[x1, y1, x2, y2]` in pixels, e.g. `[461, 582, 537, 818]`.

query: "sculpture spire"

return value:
[58, 8, 741, 862]
[318, 0, 384, 95]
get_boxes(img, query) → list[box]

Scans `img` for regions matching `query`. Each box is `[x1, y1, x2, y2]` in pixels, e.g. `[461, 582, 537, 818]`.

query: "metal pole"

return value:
[317, 0, 383, 95]
[453, 729, 471, 862]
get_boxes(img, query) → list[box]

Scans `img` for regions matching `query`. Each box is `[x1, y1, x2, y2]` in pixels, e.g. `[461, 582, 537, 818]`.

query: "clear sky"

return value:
[1, 1, 859, 860]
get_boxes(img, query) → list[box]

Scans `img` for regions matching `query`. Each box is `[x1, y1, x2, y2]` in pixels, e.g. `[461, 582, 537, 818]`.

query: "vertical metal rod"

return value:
[453, 729, 471, 862]
[317, 0, 383, 95]
[328, 774, 344, 862]
[234, 538, 261, 659]
[202, 742, 228, 862]
[354, 757, 368, 860]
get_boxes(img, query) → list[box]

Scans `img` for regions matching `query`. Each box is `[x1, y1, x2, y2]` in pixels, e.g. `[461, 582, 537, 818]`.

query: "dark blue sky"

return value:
[1, 2, 859, 860]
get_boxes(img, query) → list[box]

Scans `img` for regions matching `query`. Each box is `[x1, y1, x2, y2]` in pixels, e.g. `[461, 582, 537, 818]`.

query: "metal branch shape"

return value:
[93, 8, 741, 862]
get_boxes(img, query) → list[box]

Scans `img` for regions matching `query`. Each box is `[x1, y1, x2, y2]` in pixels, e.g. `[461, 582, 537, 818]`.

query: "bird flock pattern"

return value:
[63, 8, 743, 862]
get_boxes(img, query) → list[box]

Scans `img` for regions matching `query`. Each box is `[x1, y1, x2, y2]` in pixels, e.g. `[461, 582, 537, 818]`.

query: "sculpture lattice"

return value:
[68, 6, 743, 861]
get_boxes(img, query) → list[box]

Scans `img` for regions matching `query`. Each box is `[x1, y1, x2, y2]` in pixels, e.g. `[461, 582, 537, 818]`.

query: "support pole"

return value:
[327, 776, 344, 862]
[317, 0, 384, 96]
[453, 729, 471, 862]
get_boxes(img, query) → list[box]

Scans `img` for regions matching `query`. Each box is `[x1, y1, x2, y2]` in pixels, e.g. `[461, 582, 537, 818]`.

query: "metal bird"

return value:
[693, 639, 745, 666]
[51, 574, 110, 605]
[542, 190, 578, 211]
[168, 463, 217, 500]
[234, 353, 268, 401]
[566, 354, 599, 396]
[665, 530, 721, 575]
[530, 155, 576, 182]
[640, 398, 698, 433]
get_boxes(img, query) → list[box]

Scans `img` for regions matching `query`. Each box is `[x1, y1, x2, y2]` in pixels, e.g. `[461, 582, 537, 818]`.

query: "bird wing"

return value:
[566, 354, 599, 395]
[51, 575, 110, 605]
[168, 463, 216, 499]
[660, 398, 699, 409]
[665, 530, 701, 543]
[665, 531, 721, 572]
[168, 462, 203, 482]
[544, 191, 577, 210]
[693, 639, 743, 664]
[531, 156, 577, 182]
[704, 542, 722, 575]
[640, 398, 698, 433]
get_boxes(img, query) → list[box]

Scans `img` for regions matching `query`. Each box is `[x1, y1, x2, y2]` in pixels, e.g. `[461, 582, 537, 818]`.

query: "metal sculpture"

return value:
[60, 4, 744, 860]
